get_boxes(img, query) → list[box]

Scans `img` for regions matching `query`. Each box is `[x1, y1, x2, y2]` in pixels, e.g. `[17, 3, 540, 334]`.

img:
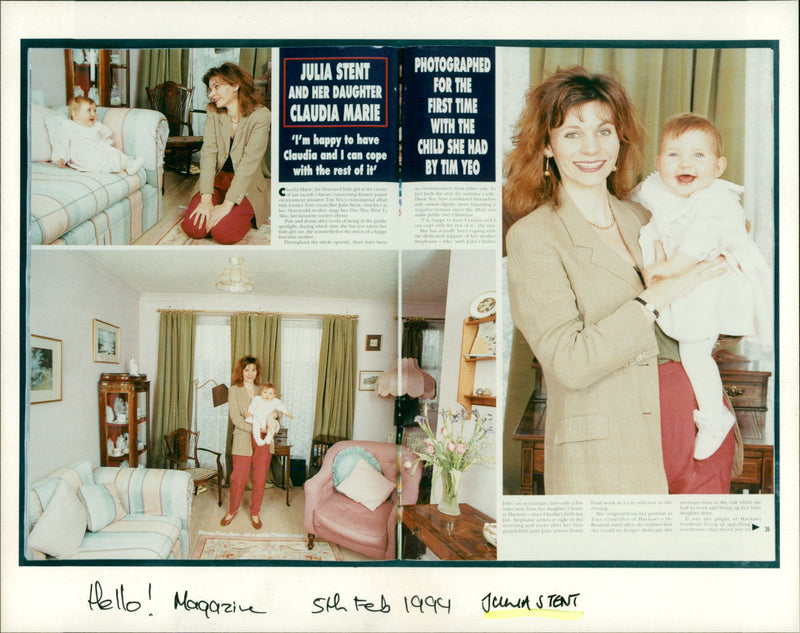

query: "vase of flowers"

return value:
[406, 407, 493, 516]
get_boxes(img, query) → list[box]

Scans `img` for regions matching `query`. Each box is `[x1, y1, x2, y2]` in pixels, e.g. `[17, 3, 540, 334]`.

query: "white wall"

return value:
[30, 48, 66, 106]
[437, 250, 497, 518]
[28, 251, 140, 480]
[137, 293, 396, 445]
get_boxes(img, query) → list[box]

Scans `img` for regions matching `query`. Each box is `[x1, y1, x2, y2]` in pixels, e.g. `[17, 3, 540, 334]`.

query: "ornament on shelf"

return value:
[110, 83, 121, 106]
[128, 355, 139, 376]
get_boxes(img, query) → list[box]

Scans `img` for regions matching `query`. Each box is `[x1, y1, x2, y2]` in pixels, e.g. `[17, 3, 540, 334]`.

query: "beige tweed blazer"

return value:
[507, 191, 669, 494]
[228, 384, 257, 457]
[194, 105, 271, 227]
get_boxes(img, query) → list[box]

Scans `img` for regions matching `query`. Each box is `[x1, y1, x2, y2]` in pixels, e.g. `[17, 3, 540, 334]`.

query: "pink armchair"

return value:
[304, 440, 422, 560]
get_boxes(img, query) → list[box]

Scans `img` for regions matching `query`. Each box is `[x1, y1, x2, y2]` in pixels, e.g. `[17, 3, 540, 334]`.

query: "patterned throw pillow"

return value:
[78, 483, 126, 532]
[335, 458, 396, 511]
[332, 446, 382, 487]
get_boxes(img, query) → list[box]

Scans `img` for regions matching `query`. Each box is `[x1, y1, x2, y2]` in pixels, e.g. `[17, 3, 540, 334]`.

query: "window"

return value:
[280, 318, 322, 467]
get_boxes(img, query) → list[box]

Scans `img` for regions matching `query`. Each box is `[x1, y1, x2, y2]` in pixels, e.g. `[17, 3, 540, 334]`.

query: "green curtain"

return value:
[313, 317, 358, 439]
[230, 313, 282, 387]
[401, 320, 426, 363]
[136, 49, 191, 109]
[238, 48, 271, 80]
[150, 311, 196, 468]
[528, 47, 746, 187]
[228, 313, 282, 485]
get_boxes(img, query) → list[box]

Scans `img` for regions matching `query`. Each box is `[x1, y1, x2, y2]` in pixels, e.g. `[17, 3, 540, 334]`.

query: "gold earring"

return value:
[543, 155, 551, 177]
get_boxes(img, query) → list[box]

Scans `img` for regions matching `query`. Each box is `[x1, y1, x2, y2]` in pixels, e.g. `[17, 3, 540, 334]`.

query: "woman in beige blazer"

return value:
[182, 63, 270, 244]
[505, 66, 736, 494]
[221, 355, 272, 529]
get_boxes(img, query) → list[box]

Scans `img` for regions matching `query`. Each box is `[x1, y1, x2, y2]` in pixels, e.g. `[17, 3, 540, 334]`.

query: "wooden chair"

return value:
[164, 428, 223, 506]
[146, 81, 203, 179]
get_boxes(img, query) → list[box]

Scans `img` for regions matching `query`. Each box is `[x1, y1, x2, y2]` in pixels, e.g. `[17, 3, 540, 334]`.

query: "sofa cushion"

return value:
[29, 162, 146, 245]
[315, 492, 392, 549]
[335, 458, 396, 511]
[79, 483, 126, 532]
[62, 514, 183, 560]
[30, 103, 53, 162]
[28, 480, 87, 557]
[332, 446, 382, 487]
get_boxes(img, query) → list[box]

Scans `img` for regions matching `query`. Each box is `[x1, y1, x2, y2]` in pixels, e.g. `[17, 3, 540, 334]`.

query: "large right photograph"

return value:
[499, 46, 776, 562]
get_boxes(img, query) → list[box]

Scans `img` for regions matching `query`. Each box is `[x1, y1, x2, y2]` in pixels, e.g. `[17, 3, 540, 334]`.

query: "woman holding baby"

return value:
[504, 66, 740, 495]
[221, 355, 271, 529]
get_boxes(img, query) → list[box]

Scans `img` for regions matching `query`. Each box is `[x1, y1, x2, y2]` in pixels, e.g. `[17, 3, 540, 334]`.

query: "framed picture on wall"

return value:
[359, 370, 383, 391]
[365, 334, 382, 351]
[30, 335, 62, 404]
[93, 319, 120, 363]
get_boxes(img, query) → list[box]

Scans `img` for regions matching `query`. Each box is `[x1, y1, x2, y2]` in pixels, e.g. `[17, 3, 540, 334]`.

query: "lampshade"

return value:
[375, 358, 436, 400]
[216, 257, 254, 293]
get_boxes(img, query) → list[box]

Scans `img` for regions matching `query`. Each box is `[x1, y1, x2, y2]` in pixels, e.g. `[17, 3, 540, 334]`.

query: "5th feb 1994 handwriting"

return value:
[311, 593, 451, 615]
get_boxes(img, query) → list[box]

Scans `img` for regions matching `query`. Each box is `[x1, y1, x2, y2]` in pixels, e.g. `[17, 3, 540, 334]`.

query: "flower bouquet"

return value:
[405, 407, 494, 516]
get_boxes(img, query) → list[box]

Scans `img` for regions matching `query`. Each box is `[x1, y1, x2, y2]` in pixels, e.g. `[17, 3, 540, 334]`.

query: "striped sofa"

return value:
[27, 460, 192, 560]
[29, 104, 169, 245]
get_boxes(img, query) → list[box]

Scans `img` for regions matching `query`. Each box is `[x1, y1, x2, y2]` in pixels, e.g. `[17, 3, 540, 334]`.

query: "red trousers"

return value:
[181, 171, 255, 244]
[659, 361, 735, 494]
[228, 439, 272, 516]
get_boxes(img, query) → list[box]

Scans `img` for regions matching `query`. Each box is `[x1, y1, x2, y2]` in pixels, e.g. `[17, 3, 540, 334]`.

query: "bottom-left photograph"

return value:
[23, 248, 497, 563]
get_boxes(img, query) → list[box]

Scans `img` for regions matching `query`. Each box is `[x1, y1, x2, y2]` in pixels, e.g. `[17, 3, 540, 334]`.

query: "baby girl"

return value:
[51, 96, 144, 175]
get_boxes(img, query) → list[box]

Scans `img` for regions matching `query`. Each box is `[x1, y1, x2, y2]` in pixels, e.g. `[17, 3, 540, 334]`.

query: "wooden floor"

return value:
[134, 168, 198, 245]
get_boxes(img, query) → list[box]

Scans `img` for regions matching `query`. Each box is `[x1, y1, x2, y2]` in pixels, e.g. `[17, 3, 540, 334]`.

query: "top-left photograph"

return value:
[28, 47, 273, 246]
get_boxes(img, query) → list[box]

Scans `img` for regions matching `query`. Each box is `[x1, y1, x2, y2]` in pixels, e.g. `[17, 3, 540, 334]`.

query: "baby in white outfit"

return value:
[634, 113, 771, 461]
[247, 383, 294, 452]
[51, 97, 144, 175]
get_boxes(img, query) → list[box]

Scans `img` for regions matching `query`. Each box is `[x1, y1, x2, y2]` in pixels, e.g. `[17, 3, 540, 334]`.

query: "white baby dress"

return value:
[634, 173, 772, 345]
[51, 119, 128, 173]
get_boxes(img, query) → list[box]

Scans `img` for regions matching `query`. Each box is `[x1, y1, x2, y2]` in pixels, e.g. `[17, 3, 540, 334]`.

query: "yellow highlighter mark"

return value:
[484, 608, 584, 620]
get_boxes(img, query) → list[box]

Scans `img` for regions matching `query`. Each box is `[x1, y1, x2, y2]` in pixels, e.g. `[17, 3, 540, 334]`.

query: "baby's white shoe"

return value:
[693, 408, 735, 460]
[125, 156, 145, 175]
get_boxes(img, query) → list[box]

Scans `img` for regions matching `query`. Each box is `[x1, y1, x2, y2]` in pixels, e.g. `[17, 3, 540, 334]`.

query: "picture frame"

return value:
[93, 319, 120, 363]
[365, 334, 382, 351]
[30, 335, 62, 404]
[358, 370, 383, 391]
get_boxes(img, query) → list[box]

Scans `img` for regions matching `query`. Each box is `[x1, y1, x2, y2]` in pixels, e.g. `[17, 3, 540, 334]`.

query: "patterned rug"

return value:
[191, 532, 343, 561]
[138, 209, 271, 246]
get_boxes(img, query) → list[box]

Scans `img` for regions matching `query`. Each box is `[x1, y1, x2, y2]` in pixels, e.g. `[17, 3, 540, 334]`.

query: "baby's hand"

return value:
[287, 413, 294, 419]
[56, 159, 65, 168]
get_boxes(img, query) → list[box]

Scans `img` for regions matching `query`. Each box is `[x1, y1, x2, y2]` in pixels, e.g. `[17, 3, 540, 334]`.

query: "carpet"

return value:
[191, 532, 343, 561]
[138, 209, 271, 246]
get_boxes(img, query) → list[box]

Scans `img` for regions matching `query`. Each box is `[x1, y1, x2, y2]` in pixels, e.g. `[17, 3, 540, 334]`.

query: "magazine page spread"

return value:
[1, 2, 798, 632]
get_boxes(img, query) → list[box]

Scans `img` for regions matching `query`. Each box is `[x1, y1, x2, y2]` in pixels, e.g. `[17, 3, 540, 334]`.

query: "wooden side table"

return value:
[720, 362, 773, 494]
[273, 430, 292, 506]
[401, 503, 496, 561]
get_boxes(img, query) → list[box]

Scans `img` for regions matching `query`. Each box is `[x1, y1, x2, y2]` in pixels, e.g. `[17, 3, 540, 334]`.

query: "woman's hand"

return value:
[187, 194, 215, 230]
[206, 200, 235, 230]
[643, 241, 697, 286]
[640, 241, 726, 311]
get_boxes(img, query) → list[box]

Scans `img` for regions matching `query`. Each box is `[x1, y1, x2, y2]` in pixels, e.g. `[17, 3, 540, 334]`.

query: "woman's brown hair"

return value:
[231, 355, 263, 386]
[503, 66, 646, 232]
[203, 62, 264, 117]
